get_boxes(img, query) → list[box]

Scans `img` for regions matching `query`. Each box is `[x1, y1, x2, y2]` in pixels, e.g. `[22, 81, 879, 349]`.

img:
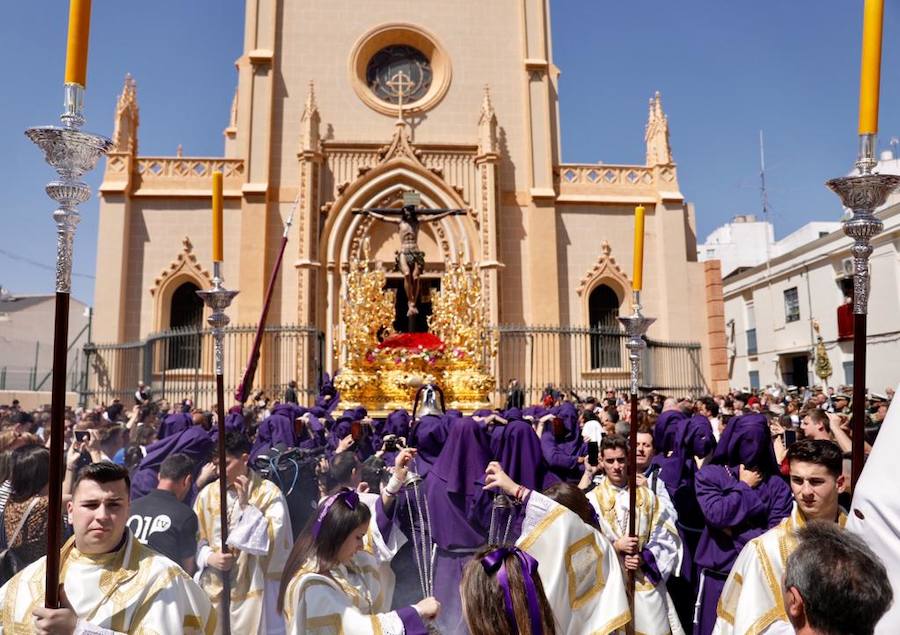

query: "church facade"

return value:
[91, 0, 728, 402]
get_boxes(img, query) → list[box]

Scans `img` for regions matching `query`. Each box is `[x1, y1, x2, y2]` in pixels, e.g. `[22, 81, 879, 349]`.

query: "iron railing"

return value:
[491, 325, 707, 405]
[83, 323, 706, 408]
[82, 324, 324, 408]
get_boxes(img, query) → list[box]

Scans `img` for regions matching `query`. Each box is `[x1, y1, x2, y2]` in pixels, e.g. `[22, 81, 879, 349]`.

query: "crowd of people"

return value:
[0, 379, 893, 634]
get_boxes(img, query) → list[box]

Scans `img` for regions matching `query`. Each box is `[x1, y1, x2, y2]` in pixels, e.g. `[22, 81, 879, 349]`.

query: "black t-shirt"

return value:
[127, 489, 198, 568]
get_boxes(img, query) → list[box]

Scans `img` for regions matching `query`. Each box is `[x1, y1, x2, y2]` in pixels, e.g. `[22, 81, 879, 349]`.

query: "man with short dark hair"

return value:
[783, 523, 892, 635]
[128, 452, 200, 573]
[714, 439, 846, 634]
[588, 435, 682, 635]
[0, 461, 214, 633]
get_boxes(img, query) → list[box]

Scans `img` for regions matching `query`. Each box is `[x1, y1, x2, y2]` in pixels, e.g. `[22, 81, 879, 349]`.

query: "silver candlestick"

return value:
[26, 84, 112, 608]
[617, 291, 656, 396]
[196, 260, 238, 635]
[196, 262, 239, 376]
[826, 140, 900, 491]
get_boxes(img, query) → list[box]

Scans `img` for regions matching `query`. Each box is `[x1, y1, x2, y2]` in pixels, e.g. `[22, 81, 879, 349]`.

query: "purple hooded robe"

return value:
[539, 401, 585, 482]
[157, 411, 192, 440]
[407, 414, 447, 478]
[692, 413, 793, 635]
[249, 402, 302, 462]
[130, 425, 214, 501]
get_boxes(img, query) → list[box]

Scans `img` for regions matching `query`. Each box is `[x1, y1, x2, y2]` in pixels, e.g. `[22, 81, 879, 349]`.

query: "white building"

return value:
[698, 214, 774, 277]
[0, 288, 90, 392]
[722, 197, 900, 392]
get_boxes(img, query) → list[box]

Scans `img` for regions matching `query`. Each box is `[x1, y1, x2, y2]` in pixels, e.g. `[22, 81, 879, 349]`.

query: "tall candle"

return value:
[64, 0, 92, 87]
[858, 0, 884, 135]
[632, 206, 645, 291]
[212, 172, 224, 262]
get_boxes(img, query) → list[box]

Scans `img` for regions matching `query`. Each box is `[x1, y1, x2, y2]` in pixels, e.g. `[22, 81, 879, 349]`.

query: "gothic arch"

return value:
[576, 240, 633, 327]
[150, 236, 213, 332]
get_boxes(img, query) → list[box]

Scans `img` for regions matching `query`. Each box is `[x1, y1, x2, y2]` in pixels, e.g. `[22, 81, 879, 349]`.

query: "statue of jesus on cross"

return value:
[354, 192, 466, 331]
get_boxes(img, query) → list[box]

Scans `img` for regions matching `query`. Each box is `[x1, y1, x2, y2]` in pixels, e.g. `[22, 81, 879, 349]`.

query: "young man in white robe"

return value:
[0, 461, 215, 634]
[194, 431, 292, 634]
[589, 434, 683, 635]
[713, 439, 846, 635]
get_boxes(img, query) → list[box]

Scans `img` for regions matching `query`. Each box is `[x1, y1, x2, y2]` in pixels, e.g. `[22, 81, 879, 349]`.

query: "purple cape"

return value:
[158, 412, 192, 440]
[250, 402, 302, 462]
[539, 402, 584, 482]
[498, 420, 560, 492]
[709, 412, 779, 475]
[131, 426, 214, 500]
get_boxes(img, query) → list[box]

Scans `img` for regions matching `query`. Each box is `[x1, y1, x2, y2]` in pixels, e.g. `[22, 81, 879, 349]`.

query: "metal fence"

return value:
[491, 325, 707, 405]
[83, 323, 706, 408]
[83, 324, 324, 408]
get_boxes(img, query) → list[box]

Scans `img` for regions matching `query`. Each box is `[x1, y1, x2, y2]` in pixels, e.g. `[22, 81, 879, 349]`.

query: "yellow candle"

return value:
[64, 0, 92, 87]
[212, 172, 224, 262]
[632, 205, 645, 291]
[858, 0, 884, 135]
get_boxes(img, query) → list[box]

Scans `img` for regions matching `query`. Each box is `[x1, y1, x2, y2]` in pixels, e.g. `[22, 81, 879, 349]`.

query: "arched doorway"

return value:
[167, 282, 203, 369]
[588, 284, 621, 368]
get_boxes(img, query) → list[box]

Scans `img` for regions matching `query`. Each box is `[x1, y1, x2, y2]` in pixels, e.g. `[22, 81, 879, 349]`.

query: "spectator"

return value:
[0, 444, 50, 584]
[783, 522, 892, 635]
[284, 380, 299, 404]
[128, 453, 200, 574]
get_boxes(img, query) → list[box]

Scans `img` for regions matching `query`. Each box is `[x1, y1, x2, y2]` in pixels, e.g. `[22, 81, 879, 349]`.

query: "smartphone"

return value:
[74, 430, 90, 443]
[551, 417, 566, 439]
[351, 420, 363, 443]
[783, 429, 797, 446]
[588, 441, 599, 466]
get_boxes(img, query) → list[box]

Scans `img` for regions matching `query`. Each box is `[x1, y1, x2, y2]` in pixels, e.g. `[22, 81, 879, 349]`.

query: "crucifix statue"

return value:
[354, 192, 466, 331]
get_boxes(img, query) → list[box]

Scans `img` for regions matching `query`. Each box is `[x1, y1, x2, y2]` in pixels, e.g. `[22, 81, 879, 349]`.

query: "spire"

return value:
[300, 80, 321, 152]
[477, 85, 498, 156]
[645, 90, 673, 166]
[111, 73, 139, 154]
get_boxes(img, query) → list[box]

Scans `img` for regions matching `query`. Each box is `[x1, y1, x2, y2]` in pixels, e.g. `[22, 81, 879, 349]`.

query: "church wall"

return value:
[273, 0, 529, 193]
[497, 201, 528, 325]
[125, 198, 243, 339]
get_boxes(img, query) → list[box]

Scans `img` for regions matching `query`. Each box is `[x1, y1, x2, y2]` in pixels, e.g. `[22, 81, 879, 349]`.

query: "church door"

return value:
[167, 282, 203, 369]
[588, 284, 621, 369]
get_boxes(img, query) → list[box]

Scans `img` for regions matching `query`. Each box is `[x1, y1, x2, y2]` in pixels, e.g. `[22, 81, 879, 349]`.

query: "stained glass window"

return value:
[366, 45, 433, 105]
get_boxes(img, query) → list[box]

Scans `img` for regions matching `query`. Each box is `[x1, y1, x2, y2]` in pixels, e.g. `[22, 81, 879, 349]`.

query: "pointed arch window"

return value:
[588, 284, 622, 369]
[167, 282, 203, 369]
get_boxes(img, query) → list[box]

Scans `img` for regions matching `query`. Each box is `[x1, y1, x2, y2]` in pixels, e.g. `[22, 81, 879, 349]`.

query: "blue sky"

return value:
[2, 1, 898, 305]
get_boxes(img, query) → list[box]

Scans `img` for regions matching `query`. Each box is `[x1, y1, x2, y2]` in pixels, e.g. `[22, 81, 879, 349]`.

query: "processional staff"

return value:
[25, 0, 113, 608]
[234, 194, 298, 404]
[196, 172, 239, 634]
[826, 0, 899, 491]
[617, 205, 655, 635]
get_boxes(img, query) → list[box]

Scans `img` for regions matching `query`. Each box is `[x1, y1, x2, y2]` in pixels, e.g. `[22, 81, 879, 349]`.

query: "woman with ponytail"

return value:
[279, 448, 439, 634]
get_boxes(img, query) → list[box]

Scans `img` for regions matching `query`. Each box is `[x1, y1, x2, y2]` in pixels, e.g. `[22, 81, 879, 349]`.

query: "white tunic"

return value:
[589, 477, 683, 635]
[0, 533, 215, 634]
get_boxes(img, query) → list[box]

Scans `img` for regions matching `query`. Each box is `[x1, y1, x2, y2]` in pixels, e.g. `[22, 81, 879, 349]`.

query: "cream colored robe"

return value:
[713, 506, 847, 635]
[0, 533, 215, 634]
[518, 490, 632, 635]
[283, 494, 413, 635]
[194, 473, 292, 635]
[589, 477, 683, 635]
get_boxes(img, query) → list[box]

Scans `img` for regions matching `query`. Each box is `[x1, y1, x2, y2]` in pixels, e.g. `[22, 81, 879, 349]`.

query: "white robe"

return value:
[0, 533, 215, 634]
[589, 477, 683, 635]
[713, 505, 847, 635]
[194, 473, 292, 635]
[283, 494, 413, 634]
[518, 490, 631, 635]
[848, 381, 900, 635]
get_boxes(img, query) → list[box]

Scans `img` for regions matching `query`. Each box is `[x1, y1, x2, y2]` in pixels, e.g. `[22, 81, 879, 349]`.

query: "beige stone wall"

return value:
[276, 0, 528, 192]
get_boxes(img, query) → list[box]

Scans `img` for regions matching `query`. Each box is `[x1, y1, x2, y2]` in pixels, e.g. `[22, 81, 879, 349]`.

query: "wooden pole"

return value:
[850, 314, 867, 492]
[216, 374, 231, 635]
[625, 391, 639, 635]
[44, 292, 70, 608]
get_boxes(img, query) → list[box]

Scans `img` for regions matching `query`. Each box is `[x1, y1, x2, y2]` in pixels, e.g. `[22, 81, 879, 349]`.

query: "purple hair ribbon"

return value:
[480, 546, 543, 635]
[312, 489, 359, 539]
